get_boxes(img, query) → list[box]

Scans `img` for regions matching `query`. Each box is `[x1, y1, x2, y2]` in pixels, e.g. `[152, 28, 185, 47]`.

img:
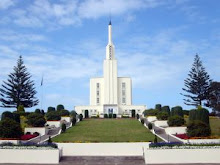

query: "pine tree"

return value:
[181, 54, 211, 107]
[0, 56, 39, 108]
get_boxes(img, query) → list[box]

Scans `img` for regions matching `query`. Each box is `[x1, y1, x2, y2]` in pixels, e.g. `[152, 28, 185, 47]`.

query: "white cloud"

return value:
[0, 0, 14, 10]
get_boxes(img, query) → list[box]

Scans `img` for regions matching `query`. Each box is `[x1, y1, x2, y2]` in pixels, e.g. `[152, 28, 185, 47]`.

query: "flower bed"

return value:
[149, 142, 220, 149]
[20, 134, 38, 140]
[175, 134, 189, 139]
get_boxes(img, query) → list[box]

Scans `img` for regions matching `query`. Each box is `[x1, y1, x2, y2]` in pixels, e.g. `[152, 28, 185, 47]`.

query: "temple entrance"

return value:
[131, 109, 136, 118]
[85, 110, 89, 118]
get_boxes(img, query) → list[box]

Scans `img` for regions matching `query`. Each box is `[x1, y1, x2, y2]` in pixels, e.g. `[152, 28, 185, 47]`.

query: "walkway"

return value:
[144, 118, 182, 143]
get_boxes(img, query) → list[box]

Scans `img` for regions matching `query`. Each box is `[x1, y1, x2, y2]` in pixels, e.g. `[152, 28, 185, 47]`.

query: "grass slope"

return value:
[53, 119, 156, 142]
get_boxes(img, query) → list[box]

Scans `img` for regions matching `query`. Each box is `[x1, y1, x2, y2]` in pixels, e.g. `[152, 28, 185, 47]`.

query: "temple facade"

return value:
[75, 22, 146, 118]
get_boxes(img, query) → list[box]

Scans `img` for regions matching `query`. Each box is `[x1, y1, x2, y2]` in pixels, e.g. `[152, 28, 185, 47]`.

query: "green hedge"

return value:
[167, 115, 185, 126]
[171, 106, 183, 117]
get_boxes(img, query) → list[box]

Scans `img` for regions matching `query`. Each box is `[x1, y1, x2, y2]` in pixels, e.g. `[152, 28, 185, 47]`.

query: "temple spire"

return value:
[108, 20, 112, 44]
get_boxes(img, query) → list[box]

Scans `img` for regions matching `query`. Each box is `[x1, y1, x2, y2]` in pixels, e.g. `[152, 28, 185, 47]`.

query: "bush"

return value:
[48, 136, 52, 143]
[154, 135, 158, 143]
[109, 114, 113, 118]
[141, 118, 145, 124]
[104, 114, 108, 118]
[27, 113, 46, 127]
[171, 106, 183, 117]
[161, 106, 170, 115]
[155, 104, 162, 111]
[26, 132, 31, 135]
[33, 132, 40, 136]
[72, 117, 76, 125]
[61, 123, 66, 133]
[47, 107, 55, 113]
[12, 112, 20, 123]
[79, 114, 83, 121]
[70, 110, 77, 118]
[57, 104, 65, 111]
[183, 110, 189, 116]
[148, 122, 153, 130]
[156, 112, 169, 120]
[1, 111, 14, 121]
[0, 118, 22, 138]
[167, 115, 185, 126]
[59, 109, 70, 116]
[41, 110, 45, 115]
[143, 109, 158, 116]
[189, 108, 209, 125]
[136, 114, 139, 119]
[35, 109, 41, 114]
[46, 111, 61, 121]
[187, 120, 211, 137]
[113, 114, 117, 118]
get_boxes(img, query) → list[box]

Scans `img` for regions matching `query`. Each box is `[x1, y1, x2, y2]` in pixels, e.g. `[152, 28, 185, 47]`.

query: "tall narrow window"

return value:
[96, 83, 100, 104]
[122, 82, 126, 104]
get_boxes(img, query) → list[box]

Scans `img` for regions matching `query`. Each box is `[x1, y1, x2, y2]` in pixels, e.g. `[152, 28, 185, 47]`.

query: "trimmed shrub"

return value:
[187, 120, 211, 137]
[35, 109, 41, 114]
[155, 104, 162, 111]
[143, 109, 158, 116]
[156, 112, 169, 120]
[12, 112, 20, 123]
[47, 107, 55, 113]
[136, 114, 139, 119]
[0, 118, 22, 138]
[48, 136, 52, 143]
[148, 122, 153, 130]
[33, 132, 40, 136]
[46, 111, 61, 121]
[70, 110, 77, 118]
[161, 106, 170, 115]
[104, 114, 108, 118]
[26, 132, 31, 135]
[189, 108, 209, 125]
[61, 123, 66, 133]
[1, 111, 14, 121]
[183, 110, 189, 116]
[79, 114, 83, 121]
[109, 114, 113, 118]
[141, 118, 145, 124]
[41, 110, 45, 115]
[26, 113, 46, 127]
[154, 135, 158, 143]
[57, 104, 65, 111]
[72, 117, 76, 125]
[59, 109, 70, 116]
[168, 115, 185, 126]
[113, 114, 117, 118]
[171, 106, 183, 117]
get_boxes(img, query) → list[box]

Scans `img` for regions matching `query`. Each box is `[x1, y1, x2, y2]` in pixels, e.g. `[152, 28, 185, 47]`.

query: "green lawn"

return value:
[210, 117, 220, 136]
[52, 119, 157, 142]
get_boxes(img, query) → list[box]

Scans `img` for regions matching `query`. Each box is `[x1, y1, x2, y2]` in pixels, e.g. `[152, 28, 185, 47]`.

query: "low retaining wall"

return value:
[144, 148, 220, 164]
[61, 117, 71, 123]
[25, 127, 48, 136]
[147, 116, 157, 122]
[154, 120, 168, 127]
[0, 140, 19, 145]
[0, 149, 60, 164]
[46, 121, 61, 128]
[57, 143, 149, 156]
[165, 127, 186, 135]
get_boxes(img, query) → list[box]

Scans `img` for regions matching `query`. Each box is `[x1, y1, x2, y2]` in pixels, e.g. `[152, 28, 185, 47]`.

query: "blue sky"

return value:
[0, 0, 220, 114]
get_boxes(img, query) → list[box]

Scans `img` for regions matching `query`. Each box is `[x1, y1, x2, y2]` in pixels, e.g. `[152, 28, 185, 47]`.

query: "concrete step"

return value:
[60, 156, 145, 165]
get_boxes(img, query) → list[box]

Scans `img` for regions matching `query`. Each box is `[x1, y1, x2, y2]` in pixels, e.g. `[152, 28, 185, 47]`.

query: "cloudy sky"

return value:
[0, 0, 219, 114]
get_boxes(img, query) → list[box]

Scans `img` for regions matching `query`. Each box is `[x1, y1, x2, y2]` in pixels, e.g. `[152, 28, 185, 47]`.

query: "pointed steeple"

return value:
[108, 20, 112, 44]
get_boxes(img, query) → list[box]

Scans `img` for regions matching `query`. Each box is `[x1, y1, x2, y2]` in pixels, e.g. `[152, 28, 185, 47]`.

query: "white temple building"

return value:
[75, 22, 146, 118]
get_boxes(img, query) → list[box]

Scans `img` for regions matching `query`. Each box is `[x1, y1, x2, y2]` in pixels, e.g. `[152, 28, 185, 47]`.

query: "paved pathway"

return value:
[144, 118, 182, 143]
